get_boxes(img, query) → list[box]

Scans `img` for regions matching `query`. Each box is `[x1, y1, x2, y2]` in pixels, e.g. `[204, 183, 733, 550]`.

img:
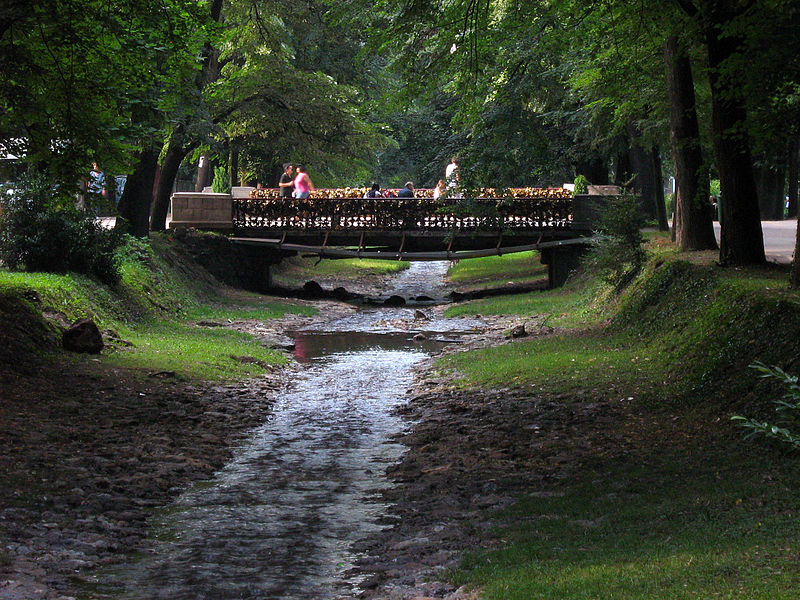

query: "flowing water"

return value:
[109, 261, 482, 599]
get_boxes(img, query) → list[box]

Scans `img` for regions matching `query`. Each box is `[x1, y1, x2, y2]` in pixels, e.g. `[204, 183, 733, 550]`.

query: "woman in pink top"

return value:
[292, 165, 315, 198]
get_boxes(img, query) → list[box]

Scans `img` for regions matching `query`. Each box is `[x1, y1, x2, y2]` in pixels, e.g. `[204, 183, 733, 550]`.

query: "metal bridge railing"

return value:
[233, 195, 574, 232]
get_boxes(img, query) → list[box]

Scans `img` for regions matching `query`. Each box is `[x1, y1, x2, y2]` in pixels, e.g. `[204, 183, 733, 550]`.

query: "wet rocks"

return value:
[0, 355, 288, 600]
[302, 280, 325, 297]
[384, 295, 406, 307]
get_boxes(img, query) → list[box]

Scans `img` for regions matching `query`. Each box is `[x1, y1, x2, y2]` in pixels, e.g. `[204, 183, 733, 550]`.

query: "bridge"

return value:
[170, 187, 608, 289]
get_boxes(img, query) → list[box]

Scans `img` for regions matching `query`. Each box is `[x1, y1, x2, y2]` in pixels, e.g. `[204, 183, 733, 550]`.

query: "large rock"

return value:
[63, 319, 104, 354]
[384, 295, 406, 307]
[302, 280, 325, 298]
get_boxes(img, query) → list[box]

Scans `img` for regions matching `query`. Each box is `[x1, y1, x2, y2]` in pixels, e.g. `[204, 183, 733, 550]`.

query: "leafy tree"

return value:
[0, 0, 209, 195]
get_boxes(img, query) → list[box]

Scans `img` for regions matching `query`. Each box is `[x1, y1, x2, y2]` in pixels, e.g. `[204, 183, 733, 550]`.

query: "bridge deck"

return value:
[230, 193, 595, 260]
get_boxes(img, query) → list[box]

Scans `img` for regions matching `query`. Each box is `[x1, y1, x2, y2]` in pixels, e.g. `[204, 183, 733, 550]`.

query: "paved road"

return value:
[713, 220, 797, 264]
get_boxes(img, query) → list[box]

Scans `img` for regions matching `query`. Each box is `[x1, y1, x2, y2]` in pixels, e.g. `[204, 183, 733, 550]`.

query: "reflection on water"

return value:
[109, 262, 477, 599]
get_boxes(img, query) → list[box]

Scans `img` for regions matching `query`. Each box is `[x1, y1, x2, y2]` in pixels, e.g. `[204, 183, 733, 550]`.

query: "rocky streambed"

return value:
[0, 263, 592, 600]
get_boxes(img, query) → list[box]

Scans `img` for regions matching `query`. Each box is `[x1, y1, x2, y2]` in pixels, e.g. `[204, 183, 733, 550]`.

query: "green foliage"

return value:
[584, 192, 647, 289]
[0, 234, 314, 379]
[732, 363, 800, 450]
[0, 0, 211, 186]
[710, 179, 721, 199]
[211, 166, 231, 194]
[0, 171, 124, 285]
[573, 175, 589, 195]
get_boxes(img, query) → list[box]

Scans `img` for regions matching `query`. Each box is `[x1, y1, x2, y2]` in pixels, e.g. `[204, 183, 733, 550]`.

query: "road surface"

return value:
[713, 220, 797, 264]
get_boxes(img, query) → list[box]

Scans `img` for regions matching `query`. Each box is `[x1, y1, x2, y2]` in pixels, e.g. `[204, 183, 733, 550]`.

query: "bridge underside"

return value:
[230, 228, 587, 260]
[230, 229, 590, 288]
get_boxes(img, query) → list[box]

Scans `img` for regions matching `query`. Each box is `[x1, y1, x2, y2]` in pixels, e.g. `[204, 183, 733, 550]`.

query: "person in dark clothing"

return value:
[364, 183, 381, 198]
[278, 163, 294, 198]
[397, 181, 415, 198]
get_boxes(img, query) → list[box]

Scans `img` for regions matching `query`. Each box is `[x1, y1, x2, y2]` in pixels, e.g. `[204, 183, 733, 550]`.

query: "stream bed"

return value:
[108, 262, 482, 599]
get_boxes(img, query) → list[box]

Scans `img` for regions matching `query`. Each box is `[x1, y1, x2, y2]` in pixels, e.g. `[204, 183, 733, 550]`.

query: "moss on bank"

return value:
[0, 232, 314, 381]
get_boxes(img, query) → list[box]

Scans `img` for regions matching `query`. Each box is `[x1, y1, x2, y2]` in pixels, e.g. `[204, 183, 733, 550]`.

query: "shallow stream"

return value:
[110, 262, 481, 599]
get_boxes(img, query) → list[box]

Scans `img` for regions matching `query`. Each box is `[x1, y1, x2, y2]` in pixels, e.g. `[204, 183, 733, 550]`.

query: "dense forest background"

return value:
[1, 0, 799, 265]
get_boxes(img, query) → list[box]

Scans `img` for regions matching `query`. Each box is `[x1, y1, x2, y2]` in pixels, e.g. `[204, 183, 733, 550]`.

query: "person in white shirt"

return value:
[445, 156, 459, 189]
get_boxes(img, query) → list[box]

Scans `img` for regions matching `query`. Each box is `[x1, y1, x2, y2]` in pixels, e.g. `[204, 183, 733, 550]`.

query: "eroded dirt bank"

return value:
[0, 304, 353, 600]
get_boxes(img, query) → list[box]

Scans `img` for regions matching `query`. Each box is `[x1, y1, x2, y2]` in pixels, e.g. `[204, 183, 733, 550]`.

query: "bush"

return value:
[211, 166, 231, 194]
[573, 174, 589, 195]
[0, 171, 124, 285]
[583, 191, 646, 290]
[732, 362, 800, 450]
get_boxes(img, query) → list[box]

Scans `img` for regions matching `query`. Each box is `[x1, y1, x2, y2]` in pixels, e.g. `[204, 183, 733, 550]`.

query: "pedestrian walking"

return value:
[293, 165, 315, 199]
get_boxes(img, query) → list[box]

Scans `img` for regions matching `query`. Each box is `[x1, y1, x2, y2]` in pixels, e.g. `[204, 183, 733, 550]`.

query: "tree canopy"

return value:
[1, 0, 799, 269]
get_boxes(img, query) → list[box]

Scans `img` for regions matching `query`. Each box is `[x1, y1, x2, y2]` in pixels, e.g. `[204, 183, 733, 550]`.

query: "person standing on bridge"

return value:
[278, 163, 294, 198]
[292, 165, 315, 199]
[445, 156, 459, 190]
[432, 179, 445, 200]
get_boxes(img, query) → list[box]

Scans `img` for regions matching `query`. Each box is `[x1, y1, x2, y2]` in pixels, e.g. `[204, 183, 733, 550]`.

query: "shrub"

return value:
[211, 166, 231, 194]
[573, 174, 589, 195]
[732, 362, 800, 450]
[0, 171, 124, 285]
[583, 191, 646, 290]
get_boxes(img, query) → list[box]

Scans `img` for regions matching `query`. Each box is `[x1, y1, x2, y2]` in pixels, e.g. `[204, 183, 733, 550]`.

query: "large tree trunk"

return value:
[788, 139, 799, 219]
[614, 150, 632, 186]
[756, 164, 786, 221]
[665, 35, 717, 250]
[626, 130, 657, 221]
[704, 6, 765, 265]
[229, 145, 239, 188]
[151, 127, 197, 231]
[117, 147, 159, 237]
[195, 155, 211, 192]
[792, 213, 800, 288]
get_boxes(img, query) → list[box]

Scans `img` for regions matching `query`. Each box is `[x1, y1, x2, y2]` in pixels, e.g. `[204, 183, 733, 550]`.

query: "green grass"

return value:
[451, 440, 800, 599]
[447, 251, 548, 290]
[441, 253, 800, 598]
[0, 235, 314, 381]
[104, 321, 287, 380]
[444, 281, 603, 326]
[271, 255, 408, 287]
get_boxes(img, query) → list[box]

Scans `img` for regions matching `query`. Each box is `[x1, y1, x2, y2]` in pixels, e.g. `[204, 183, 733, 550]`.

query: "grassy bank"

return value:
[0, 234, 314, 381]
[271, 254, 408, 288]
[446, 251, 548, 292]
[440, 253, 800, 598]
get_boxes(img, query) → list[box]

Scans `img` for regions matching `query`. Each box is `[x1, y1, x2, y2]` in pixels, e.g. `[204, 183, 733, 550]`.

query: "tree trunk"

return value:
[756, 164, 786, 220]
[792, 212, 800, 288]
[788, 139, 799, 219]
[195, 155, 211, 192]
[665, 35, 717, 250]
[574, 157, 609, 185]
[614, 150, 632, 186]
[706, 18, 765, 265]
[626, 133, 656, 221]
[117, 147, 158, 237]
[651, 147, 669, 231]
[151, 127, 197, 231]
[229, 145, 239, 188]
